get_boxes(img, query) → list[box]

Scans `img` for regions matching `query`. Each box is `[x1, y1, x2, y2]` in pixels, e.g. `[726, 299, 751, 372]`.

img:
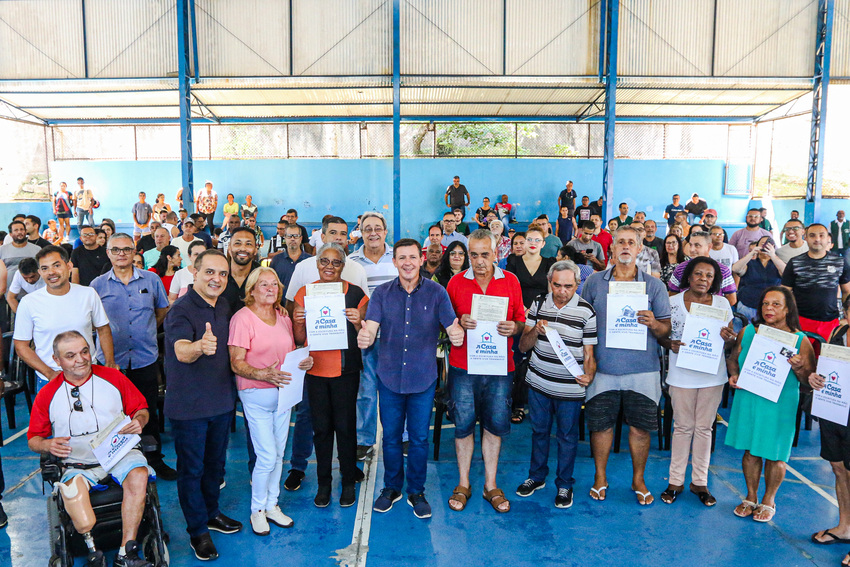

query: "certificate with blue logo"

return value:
[605, 294, 648, 351]
[467, 321, 507, 375]
[675, 304, 727, 373]
[736, 334, 795, 403]
[812, 344, 850, 426]
[304, 294, 348, 351]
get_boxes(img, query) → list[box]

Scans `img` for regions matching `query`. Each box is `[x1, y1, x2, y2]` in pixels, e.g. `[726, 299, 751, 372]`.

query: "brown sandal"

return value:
[483, 487, 511, 513]
[448, 485, 471, 512]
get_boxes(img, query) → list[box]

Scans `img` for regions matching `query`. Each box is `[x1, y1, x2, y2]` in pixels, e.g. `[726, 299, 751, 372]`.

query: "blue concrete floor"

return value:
[0, 391, 845, 567]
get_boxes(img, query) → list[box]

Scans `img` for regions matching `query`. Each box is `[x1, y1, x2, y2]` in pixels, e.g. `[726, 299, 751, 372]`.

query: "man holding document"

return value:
[446, 229, 526, 514]
[580, 226, 671, 506]
[515, 260, 597, 510]
[357, 239, 464, 519]
[28, 330, 152, 567]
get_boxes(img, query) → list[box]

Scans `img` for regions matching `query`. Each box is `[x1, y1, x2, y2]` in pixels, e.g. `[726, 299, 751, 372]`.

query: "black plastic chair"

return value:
[792, 331, 825, 448]
[0, 331, 32, 444]
[432, 339, 451, 460]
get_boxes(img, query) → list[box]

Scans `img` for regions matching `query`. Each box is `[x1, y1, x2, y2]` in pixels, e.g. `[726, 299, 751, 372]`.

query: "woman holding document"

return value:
[228, 267, 314, 536]
[725, 286, 815, 523]
[658, 257, 735, 506]
[292, 243, 369, 509]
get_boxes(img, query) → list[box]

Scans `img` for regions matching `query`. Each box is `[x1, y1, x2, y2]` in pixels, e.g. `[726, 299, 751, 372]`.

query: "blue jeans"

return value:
[171, 412, 232, 537]
[357, 342, 380, 446]
[76, 207, 93, 228]
[527, 388, 581, 490]
[289, 379, 314, 472]
[447, 366, 513, 438]
[378, 380, 435, 495]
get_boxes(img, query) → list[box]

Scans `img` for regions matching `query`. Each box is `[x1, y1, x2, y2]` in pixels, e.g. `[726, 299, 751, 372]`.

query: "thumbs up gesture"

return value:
[201, 322, 217, 356]
[447, 317, 465, 347]
[357, 320, 376, 350]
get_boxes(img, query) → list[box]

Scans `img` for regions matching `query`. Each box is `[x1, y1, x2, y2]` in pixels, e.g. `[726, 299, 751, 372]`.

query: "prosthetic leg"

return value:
[59, 475, 105, 566]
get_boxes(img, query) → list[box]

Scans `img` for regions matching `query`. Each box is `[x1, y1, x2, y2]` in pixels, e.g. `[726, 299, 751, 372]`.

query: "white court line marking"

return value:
[2, 426, 28, 446]
[6, 468, 40, 496]
[717, 416, 838, 508]
[334, 423, 383, 567]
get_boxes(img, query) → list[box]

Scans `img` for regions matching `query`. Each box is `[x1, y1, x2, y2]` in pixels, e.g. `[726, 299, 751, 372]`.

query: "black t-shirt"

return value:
[70, 245, 110, 286]
[575, 206, 593, 223]
[475, 207, 493, 224]
[505, 255, 557, 308]
[28, 237, 51, 248]
[643, 236, 664, 252]
[781, 252, 850, 321]
[558, 189, 577, 212]
[589, 202, 602, 217]
[446, 184, 469, 207]
[684, 200, 707, 218]
[221, 261, 262, 315]
[136, 234, 155, 253]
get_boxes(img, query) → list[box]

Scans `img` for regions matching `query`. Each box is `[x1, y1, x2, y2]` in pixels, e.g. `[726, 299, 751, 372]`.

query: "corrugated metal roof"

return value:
[402, 103, 588, 116]
[208, 104, 392, 118]
[505, 0, 600, 76]
[27, 106, 181, 120]
[194, 88, 390, 106]
[402, 0, 503, 75]
[618, 0, 715, 76]
[291, 0, 391, 76]
[195, 0, 290, 77]
[85, 0, 176, 78]
[0, 0, 85, 79]
[714, 0, 816, 77]
[401, 87, 601, 104]
[833, 0, 850, 78]
[0, 90, 178, 109]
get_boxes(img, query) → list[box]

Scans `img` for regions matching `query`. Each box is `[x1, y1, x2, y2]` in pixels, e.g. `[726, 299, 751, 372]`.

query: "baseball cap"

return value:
[704, 209, 718, 217]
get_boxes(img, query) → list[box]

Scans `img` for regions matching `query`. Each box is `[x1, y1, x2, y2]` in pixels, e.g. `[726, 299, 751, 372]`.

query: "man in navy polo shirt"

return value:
[164, 249, 242, 561]
[357, 238, 464, 519]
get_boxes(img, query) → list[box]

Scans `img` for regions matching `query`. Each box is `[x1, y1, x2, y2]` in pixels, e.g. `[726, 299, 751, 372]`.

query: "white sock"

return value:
[118, 546, 126, 557]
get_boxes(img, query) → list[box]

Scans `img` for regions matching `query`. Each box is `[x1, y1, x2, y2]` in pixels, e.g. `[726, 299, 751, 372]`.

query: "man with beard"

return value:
[70, 225, 109, 286]
[0, 219, 41, 286]
[729, 209, 772, 259]
[220, 226, 261, 314]
[24, 215, 51, 248]
[270, 222, 312, 291]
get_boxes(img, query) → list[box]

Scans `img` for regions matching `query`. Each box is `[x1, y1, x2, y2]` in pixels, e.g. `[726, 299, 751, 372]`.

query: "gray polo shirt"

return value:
[567, 238, 604, 263]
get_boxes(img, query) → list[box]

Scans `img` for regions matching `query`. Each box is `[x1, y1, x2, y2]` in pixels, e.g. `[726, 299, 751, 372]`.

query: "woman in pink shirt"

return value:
[228, 267, 313, 536]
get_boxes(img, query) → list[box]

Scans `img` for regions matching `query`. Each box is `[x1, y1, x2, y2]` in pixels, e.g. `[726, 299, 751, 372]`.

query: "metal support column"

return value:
[601, 0, 618, 223]
[177, 0, 194, 213]
[805, 0, 834, 224]
[392, 0, 401, 240]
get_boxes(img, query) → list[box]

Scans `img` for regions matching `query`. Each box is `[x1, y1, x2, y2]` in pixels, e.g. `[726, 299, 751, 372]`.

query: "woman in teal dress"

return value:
[725, 286, 815, 523]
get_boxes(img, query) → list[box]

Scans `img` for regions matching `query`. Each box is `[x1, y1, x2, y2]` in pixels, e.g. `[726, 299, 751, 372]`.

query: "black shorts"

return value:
[820, 419, 850, 469]
[585, 390, 658, 433]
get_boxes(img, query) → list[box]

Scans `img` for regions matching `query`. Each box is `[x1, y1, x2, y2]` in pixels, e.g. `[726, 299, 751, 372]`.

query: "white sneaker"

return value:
[250, 511, 270, 536]
[265, 505, 294, 529]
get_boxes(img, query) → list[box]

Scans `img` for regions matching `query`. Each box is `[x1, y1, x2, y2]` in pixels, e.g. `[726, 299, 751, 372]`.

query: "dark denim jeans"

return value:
[171, 411, 232, 537]
[527, 388, 581, 490]
[378, 380, 436, 495]
[289, 379, 314, 472]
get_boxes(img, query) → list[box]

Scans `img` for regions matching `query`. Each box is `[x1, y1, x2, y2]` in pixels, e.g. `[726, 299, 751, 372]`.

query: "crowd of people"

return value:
[0, 175, 849, 566]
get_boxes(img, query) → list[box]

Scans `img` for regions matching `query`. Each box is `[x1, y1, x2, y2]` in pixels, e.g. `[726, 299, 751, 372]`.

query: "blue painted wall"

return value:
[33, 158, 843, 240]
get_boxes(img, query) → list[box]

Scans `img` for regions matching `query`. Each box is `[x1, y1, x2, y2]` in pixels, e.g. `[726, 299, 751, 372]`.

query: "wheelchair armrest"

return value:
[139, 435, 158, 454]
[40, 453, 63, 485]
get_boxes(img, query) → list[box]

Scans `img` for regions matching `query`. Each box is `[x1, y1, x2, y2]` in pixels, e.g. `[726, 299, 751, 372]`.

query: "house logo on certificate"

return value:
[763, 352, 777, 364]
[699, 328, 710, 339]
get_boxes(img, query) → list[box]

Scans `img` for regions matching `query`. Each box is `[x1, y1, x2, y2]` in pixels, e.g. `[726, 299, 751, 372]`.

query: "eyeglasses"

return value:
[109, 247, 135, 256]
[318, 258, 343, 268]
[785, 227, 803, 232]
[362, 227, 384, 234]
[81, 232, 96, 238]
[284, 234, 301, 239]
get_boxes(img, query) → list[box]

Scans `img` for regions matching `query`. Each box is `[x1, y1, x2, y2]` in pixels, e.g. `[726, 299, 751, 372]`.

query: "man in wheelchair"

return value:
[27, 330, 154, 567]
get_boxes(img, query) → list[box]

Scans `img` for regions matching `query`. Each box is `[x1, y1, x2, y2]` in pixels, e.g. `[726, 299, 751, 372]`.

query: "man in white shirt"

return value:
[284, 216, 369, 306]
[13, 245, 115, 390]
[170, 218, 203, 268]
[777, 219, 809, 263]
[708, 226, 739, 268]
[5, 257, 44, 312]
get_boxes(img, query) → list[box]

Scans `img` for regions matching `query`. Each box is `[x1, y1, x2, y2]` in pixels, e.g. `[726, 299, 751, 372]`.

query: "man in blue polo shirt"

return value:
[91, 232, 174, 480]
[164, 249, 242, 561]
[358, 238, 464, 519]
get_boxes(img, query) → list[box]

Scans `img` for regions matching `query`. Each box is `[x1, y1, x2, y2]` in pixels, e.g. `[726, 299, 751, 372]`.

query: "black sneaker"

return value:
[314, 485, 331, 508]
[283, 470, 305, 491]
[340, 484, 357, 507]
[206, 513, 242, 534]
[151, 461, 178, 482]
[354, 467, 365, 483]
[190, 533, 219, 561]
[0, 502, 7, 529]
[373, 488, 402, 513]
[407, 493, 432, 519]
[113, 540, 153, 567]
[555, 488, 574, 509]
[402, 441, 409, 457]
[516, 479, 546, 497]
[356, 445, 374, 461]
[87, 550, 107, 567]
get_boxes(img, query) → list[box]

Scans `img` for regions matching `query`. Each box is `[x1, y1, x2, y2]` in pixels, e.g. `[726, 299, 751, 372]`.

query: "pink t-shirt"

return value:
[228, 306, 296, 391]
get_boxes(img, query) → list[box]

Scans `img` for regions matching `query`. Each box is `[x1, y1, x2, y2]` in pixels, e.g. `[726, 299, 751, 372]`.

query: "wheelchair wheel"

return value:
[46, 493, 70, 567]
[143, 532, 169, 567]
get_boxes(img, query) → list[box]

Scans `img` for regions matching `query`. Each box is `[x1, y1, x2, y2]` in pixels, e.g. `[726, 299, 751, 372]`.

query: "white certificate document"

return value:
[812, 344, 850, 426]
[467, 321, 508, 376]
[90, 413, 140, 472]
[736, 334, 795, 403]
[471, 294, 509, 322]
[545, 328, 583, 377]
[675, 309, 726, 374]
[606, 294, 648, 350]
[307, 282, 343, 296]
[277, 347, 310, 413]
[304, 293, 348, 351]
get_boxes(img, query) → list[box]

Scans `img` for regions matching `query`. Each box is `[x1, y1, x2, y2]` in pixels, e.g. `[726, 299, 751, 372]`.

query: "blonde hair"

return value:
[243, 267, 283, 310]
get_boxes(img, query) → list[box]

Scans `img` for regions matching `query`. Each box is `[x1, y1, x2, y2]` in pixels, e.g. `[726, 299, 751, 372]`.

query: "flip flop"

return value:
[589, 485, 608, 501]
[733, 499, 757, 518]
[811, 530, 850, 545]
[752, 503, 776, 523]
[633, 489, 654, 506]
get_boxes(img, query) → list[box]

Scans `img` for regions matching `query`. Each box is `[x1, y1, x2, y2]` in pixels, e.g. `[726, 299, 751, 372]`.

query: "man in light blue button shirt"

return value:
[91, 232, 174, 480]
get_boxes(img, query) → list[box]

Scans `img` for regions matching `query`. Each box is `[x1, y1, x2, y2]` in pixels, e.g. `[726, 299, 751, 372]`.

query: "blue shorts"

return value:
[447, 366, 513, 438]
[61, 449, 152, 486]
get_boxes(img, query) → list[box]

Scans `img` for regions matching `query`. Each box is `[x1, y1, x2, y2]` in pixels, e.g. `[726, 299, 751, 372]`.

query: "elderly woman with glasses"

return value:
[292, 243, 369, 509]
[229, 267, 313, 536]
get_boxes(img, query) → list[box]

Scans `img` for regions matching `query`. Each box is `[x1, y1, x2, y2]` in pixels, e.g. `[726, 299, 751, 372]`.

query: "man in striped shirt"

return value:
[348, 211, 399, 460]
[515, 261, 597, 509]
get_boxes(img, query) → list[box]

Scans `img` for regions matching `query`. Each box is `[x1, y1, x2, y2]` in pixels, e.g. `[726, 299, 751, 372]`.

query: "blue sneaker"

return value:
[407, 493, 432, 519]
[373, 488, 402, 513]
